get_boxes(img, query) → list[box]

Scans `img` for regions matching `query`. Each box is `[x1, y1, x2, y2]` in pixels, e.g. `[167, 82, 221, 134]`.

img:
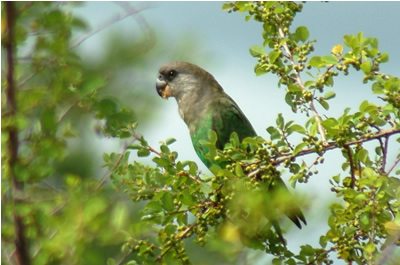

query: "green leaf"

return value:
[322, 118, 338, 130]
[332, 174, 340, 184]
[360, 60, 372, 74]
[265, 1, 277, 9]
[137, 148, 150, 157]
[94, 98, 118, 117]
[372, 82, 384, 94]
[267, 126, 281, 140]
[385, 221, 400, 236]
[79, 76, 107, 98]
[249, 45, 266, 57]
[295, 26, 309, 42]
[309, 56, 325, 68]
[255, 65, 268, 76]
[288, 84, 302, 92]
[274, 3, 284, 14]
[166, 138, 176, 145]
[230, 132, 240, 148]
[323, 91, 336, 100]
[235, 163, 246, 177]
[276, 113, 284, 128]
[380, 53, 389, 63]
[208, 130, 218, 145]
[180, 190, 195, 207]
[127, 144, 141, 150]
[200, 183, 213, 194]
[269, 50, 281, 63]
[145, 201, 163, 213]
[300, 244, 315, 256]
[319, 98, 330, 110]
[288, 124, 306, 135]
[356, 148, 371, 165]
[221, 3, 233, 10]
[161, 192, 175, 212]
[153, 157, 170, 167]
[304, 80, 315, 88]
[319, 235, 328, 248]
[293, 142, 308, 156]
[140, 136, 148, 147]
[364, 241, 376, 254]
[344, 226, 357, 236]
[285, 92, 295, 111]
[177, 212, 188, 225]
[165, 223, 177, 236]
[216, 169, 235, 177]
[322, 55, 338, 65]
[160, 145, 170, 154]
[360, 213, 371, 229]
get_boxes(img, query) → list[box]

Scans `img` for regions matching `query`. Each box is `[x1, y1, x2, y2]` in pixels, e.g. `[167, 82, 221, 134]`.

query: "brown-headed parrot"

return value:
[156, 62, 306, 243]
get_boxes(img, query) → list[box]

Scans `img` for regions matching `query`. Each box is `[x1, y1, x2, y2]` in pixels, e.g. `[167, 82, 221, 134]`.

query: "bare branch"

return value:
[346, 146, 356, 188]
[69, 5, 153, 50]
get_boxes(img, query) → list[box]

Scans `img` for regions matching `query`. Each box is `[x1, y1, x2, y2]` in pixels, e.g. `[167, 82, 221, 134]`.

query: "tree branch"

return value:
[5, 2, 31, 265]
[346, 146, 356, 189]
[276, 16, 327, 145]
[275, 127, 400, 165]
[249, 127, 400, 178]
[155, 221, 198, 263]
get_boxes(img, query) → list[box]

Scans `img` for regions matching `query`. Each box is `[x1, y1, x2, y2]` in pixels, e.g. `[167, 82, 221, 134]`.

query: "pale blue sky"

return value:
[73, 2, 400, 263]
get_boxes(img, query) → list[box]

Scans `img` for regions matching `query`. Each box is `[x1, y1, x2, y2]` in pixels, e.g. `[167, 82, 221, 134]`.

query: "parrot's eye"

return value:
[168, 70, 177, 80]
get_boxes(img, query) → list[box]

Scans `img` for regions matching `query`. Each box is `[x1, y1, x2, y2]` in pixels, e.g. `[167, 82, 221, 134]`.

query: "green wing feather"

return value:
[211, 96, 257, 149]
[190, 96, 256, 168]
[189, 93, 306, 242]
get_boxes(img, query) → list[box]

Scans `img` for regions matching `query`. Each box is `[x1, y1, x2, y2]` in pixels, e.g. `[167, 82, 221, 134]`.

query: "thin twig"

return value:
[177, 171, 203, 184]
[117, 248, 135, 265]
[276, 15, 327, 145]
[155, 221, 198, 263]
[69, 5, 152, 50]
[95, 137, 137, 191]
[17, 71, 38, 89]
[387, 156, 400, 175]
[57, 100, 79, 123]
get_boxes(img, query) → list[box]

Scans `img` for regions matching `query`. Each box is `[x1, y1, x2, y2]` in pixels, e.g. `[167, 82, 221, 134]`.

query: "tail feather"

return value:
[268, 176, 307, 229]
[287, 209, 307, 229]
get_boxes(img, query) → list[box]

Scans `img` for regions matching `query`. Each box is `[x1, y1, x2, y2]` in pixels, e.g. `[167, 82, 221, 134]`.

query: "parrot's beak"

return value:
[156, 76, 170, 99]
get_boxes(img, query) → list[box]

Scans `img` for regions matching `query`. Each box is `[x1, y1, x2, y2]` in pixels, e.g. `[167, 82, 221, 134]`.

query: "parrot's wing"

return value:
[211, 96, 257, 150]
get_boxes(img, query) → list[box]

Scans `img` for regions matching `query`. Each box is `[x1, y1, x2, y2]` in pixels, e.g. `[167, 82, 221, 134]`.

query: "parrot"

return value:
[156, 61, 306, 243]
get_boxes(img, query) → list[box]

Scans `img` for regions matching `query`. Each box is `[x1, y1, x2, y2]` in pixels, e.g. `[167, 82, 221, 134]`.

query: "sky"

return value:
[72, 2, 400, 263]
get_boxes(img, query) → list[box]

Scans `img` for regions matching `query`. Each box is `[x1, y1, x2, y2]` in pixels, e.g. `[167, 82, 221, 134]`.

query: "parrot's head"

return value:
[156, 62, 222, 100]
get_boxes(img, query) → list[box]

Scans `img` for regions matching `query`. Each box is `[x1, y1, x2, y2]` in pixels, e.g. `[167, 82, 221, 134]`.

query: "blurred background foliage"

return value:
[1, 2, 202, 264]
